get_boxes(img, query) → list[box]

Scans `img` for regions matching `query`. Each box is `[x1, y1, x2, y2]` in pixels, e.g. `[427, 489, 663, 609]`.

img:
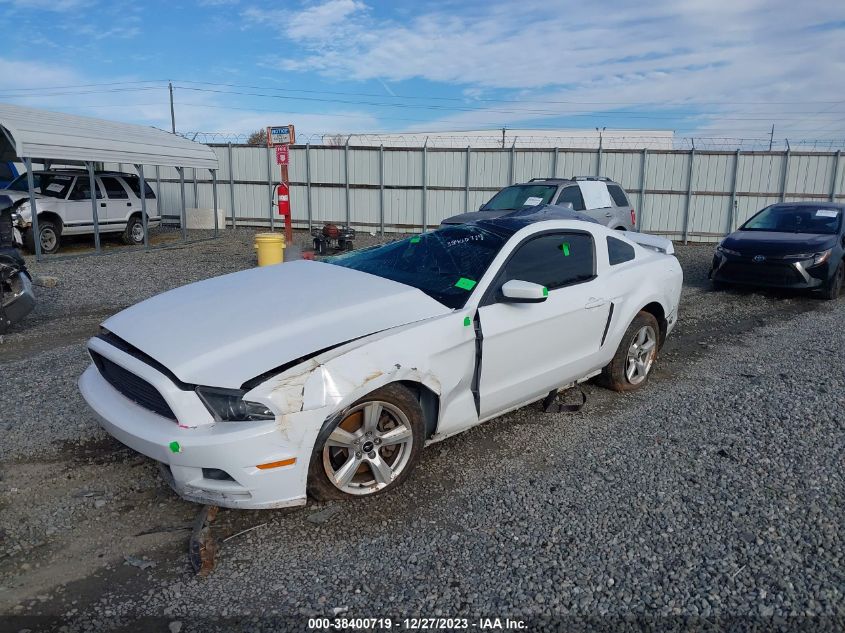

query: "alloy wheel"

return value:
[625, 325, 657, 385]
[322, 400, 414, 495]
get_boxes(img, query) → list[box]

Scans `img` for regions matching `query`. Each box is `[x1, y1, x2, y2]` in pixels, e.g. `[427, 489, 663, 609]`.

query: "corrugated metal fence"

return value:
[144, 144, 844, 243]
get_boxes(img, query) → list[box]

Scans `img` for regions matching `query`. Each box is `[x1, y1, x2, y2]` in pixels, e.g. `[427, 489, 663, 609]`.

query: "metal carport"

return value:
[0, 103, 221, 260]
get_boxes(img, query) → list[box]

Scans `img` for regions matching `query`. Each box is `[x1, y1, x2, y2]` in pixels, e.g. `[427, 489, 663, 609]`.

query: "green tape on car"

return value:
[455, 277, 477, 291]
[542, 287, 548, 297]
[561, 242, 570, 256]
[410, 236, 421, 244]
[463, 316, 471, 327]
[169, 441, 182, 454]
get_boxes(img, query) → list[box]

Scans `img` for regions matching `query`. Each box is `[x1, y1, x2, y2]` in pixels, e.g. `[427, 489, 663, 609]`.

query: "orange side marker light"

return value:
[256, 458, 297, 470]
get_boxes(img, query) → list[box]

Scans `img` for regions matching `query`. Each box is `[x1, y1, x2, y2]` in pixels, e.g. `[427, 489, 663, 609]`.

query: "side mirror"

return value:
[500, 279, 548, 303]
[478, 205, 484, 211]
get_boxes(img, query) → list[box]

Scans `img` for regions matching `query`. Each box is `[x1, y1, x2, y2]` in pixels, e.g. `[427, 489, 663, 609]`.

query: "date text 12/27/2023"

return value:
[307, 617, 528, 630]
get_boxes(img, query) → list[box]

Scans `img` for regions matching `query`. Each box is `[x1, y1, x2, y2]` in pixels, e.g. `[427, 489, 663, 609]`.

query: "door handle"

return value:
[604, 212, 613, 217]
[126, 202, 132, 207]
[99, 202, 106, 207]
[585, 297, 608, 309]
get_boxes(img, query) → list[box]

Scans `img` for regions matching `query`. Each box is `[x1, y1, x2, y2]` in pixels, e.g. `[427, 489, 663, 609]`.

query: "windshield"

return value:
[327, 224, 511, 309]
[482, 184, 557, 211]
[742, 205, 842, 235]
[5, 173, 74, 199]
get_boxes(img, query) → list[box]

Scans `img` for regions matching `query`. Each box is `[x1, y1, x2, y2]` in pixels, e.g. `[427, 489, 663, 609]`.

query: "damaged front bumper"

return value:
[78, 343, 329, 509]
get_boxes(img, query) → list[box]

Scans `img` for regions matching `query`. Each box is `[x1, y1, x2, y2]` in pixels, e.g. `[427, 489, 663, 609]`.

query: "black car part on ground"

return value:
[0, 195, 35, 334]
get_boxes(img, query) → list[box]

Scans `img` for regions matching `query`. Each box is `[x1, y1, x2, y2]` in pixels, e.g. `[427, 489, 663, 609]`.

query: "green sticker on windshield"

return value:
[455, 277, 477, 291]
[560, 242, 571, 256]
[410, 236, 421, 243]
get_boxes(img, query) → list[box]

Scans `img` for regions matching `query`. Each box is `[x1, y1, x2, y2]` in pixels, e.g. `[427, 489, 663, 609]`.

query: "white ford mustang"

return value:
[79, 207, 683, 509]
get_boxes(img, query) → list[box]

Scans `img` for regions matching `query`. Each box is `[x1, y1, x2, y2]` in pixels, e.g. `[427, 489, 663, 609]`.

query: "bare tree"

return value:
[247, 129, 267, 146]
[323, 134, 348, 146]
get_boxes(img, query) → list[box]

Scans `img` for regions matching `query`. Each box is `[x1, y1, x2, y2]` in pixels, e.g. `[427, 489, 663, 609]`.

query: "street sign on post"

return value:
[267, 124, 295, 244]
[267, 125, 295, 146]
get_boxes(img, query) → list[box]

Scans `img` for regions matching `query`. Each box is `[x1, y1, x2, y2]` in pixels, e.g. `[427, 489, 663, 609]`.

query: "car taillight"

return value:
[631, 208, 636, 226]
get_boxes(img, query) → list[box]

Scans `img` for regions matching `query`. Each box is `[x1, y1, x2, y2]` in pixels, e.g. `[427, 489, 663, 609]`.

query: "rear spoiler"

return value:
[625, 232, 675, 255]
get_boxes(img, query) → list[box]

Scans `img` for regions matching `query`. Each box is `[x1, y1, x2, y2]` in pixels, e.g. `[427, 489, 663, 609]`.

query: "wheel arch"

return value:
[640, 301, 668, 348]
[36, 210, 64, 233]
[397, 380, 440, 440]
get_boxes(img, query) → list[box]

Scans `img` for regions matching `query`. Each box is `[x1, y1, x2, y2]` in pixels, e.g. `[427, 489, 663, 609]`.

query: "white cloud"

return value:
[250, 0, 845, 137]
[0, 57, 377, 139]
[0, 0, 92, 10]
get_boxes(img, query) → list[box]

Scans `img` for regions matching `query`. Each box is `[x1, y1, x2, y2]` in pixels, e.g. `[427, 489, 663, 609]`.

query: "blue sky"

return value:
[1, 0, 844, 141]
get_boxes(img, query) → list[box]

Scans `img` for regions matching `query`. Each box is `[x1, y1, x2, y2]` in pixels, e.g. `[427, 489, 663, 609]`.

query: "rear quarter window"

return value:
[607, 236, 636, 265]
[121, 175, 156, 199]
[607, 184, 629, 207]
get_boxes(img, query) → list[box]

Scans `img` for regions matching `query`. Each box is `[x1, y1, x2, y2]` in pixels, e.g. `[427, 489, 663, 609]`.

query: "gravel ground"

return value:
[0, 232, 843, 631]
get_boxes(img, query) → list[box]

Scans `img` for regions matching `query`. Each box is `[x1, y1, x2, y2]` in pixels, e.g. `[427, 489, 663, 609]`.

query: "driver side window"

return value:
[495, 232, 595, 297]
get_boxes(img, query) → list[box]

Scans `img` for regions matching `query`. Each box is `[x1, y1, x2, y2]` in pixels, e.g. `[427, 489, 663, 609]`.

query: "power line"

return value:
[2, 78, 844, 114]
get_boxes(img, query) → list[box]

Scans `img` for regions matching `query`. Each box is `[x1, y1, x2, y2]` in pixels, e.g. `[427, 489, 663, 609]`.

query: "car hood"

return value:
[102, 260, 451, 389]
[723, 231, 838, 255]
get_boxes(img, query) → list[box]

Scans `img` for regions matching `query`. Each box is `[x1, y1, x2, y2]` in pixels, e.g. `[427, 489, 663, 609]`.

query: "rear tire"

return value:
[24, 219, 61, 255]
[820, 262, 843, 300]
[122, 215, 146, 246]
[308, 384, 425, 501]
[600, 311, 660, 392]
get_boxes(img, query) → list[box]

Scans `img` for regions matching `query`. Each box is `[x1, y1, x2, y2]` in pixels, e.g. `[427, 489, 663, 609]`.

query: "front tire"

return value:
[820, 262, 843, 300]
[24, 219, 61, 255]
[308, 384, 425, 501]
[601, 311, 660, 392]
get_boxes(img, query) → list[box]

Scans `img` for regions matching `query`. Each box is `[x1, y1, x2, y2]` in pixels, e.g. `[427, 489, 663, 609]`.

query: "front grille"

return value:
[91, 351, 177, 420]
[719, 261, 803, 285]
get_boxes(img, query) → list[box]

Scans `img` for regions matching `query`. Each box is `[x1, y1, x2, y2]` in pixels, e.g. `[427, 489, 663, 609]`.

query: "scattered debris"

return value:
[307, 505, 343, 525]
[189, 505, 219, 577]
[222, 522, 267, 543]
[123, 555, 156, 570]
[73, 489, 104, 498]
[32, 275, 59, 288]
[93, 499, 107, 509]
[541, 386, 587, 413]
[332, 607, 349, 616]
[168, 621, 183, 633]
[134, 524, 192, 537]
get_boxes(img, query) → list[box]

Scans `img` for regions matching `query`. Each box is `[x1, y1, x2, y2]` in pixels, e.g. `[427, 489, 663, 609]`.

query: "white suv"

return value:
[0, 170, 160, 254]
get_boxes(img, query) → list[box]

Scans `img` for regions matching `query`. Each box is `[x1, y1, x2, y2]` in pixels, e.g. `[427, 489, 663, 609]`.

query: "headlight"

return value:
[196, 386, 275, 422]
[812, 249, 832, 265]
[716, 245, 740, 257]
[791, 249, 832, 265]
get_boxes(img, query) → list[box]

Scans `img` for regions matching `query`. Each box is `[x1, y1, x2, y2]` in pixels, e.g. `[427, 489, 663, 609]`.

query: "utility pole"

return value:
[169, 81, 176, 134]
[501, 127, 506, 149]
[768, 124, 774, 151]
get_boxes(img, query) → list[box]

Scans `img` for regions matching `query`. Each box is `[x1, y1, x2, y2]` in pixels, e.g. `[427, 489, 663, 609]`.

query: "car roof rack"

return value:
[572, 176, 612, 182]
[527, 177, 571, 182]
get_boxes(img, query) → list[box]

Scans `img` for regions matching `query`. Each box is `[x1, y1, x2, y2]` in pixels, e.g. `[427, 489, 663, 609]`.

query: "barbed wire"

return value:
[181, 132, 845, 152]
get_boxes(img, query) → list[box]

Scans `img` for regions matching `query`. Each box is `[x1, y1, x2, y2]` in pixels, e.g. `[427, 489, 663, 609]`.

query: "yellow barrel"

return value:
[254, 232, 285, 266]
